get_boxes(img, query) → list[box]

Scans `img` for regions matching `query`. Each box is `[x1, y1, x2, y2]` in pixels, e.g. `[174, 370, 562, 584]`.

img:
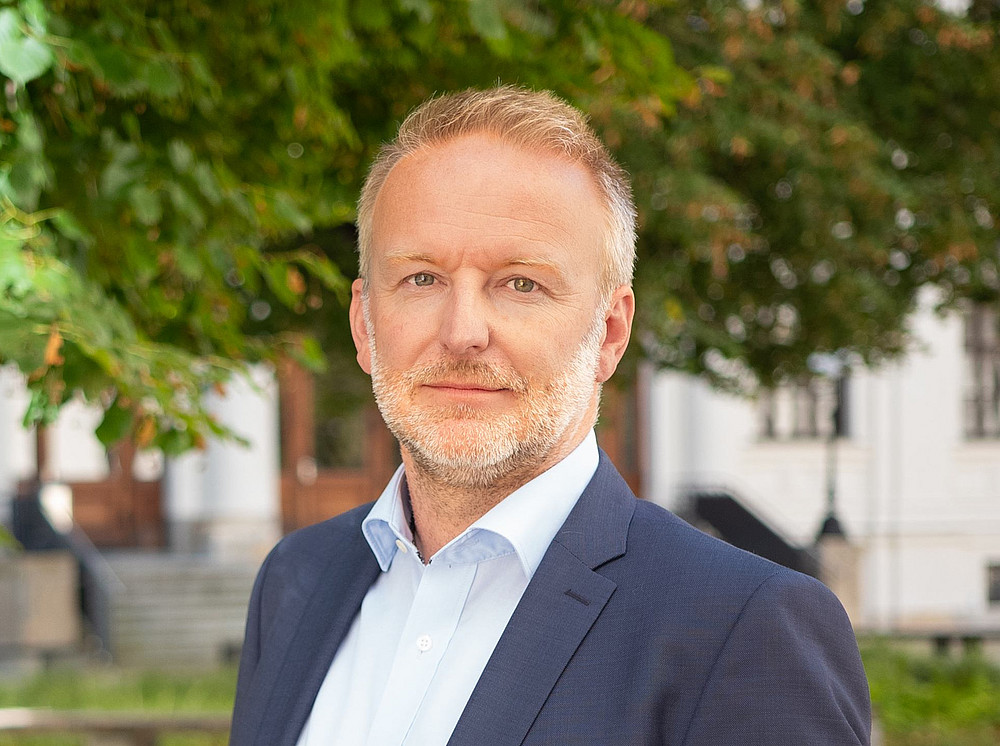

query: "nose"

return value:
[438, 283, 490, 355]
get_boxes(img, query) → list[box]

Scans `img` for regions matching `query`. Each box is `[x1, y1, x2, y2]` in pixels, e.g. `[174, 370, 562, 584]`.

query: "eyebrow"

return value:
[383, 251, 438, 266]
[382, 252, 562, 276]
[506, 257, 562, 275]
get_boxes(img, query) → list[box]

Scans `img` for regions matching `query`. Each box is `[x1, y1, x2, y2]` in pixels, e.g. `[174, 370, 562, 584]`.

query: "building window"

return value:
[964, 304, 1000, 439]
[989, 564, 1000, 604]
[759, 376, 849, 440]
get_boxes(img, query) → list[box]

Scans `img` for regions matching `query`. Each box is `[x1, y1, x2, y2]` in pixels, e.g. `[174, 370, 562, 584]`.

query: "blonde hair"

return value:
[356, 86, 636, 293]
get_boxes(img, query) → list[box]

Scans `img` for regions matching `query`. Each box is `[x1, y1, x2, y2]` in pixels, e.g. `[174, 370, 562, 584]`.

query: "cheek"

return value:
[372, 310, 438, 365]
[494, 337, 567, 381]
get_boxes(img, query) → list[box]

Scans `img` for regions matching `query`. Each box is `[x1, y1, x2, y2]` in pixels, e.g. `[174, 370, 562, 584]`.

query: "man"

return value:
[230, 87, 871, 745]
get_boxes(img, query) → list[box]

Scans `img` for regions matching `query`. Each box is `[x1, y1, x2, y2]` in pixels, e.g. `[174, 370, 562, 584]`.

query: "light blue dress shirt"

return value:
[295, 431, 599, 746]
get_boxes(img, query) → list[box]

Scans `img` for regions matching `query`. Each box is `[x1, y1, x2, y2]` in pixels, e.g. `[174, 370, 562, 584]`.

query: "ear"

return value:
[595, 285, 635, 384]
[349, 278, 372, 375]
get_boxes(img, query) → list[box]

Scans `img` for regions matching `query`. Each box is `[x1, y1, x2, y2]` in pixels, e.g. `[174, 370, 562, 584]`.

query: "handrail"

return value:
[68, 522, 125, 654]
[675, 480, 808, 549]
[10, 482, 125, 654]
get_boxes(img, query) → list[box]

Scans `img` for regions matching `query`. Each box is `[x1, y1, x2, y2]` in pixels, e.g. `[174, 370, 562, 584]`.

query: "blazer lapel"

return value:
[250, 530, 381, 746]
[449, 453, 635, 746]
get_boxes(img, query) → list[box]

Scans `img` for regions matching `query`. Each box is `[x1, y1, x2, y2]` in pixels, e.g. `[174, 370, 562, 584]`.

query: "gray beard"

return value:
[365, 302, 605, 489]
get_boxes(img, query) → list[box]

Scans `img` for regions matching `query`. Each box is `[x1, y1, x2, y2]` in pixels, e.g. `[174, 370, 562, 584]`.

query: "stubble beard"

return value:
[365, 303, 605, 489]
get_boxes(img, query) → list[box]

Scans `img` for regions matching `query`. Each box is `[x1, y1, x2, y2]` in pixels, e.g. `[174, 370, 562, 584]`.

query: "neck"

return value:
[401, 428, 590, 561]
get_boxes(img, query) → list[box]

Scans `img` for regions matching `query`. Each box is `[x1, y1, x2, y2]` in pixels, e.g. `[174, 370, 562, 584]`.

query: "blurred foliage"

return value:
[0, 665, 236, 745]
[1, 0, 999, 448]
[3, 645, 1000, 745]
[0, 0, 688, 451]
[627, 0, 1000, 389]
[861, 640, 1000, 745]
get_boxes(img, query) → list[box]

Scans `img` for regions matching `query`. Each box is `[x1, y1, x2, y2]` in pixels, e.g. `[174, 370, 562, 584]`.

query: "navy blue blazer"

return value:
[230, 453, 871, 745]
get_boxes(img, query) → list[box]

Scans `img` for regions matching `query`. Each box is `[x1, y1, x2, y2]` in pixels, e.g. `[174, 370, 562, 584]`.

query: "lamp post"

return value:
[807, 352, 848, 540]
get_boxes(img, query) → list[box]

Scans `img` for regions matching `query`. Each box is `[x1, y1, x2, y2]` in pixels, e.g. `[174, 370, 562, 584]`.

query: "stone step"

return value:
[99, 552, 258, 667]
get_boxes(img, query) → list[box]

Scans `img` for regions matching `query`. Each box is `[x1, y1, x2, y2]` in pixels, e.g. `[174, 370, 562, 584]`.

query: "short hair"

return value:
[356, 86, 636, 294]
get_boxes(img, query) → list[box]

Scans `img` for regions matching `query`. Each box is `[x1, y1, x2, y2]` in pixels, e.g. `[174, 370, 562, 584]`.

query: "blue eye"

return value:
[411, 273, 435, 286]
[510, 277, 536, 293]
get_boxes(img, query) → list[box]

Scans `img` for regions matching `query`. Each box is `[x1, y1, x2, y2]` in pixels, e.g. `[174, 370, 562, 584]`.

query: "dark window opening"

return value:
[964, 304, 1000, 439]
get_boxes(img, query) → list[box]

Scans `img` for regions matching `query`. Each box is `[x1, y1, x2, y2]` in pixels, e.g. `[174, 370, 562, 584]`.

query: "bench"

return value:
[0, 708, 230, 745]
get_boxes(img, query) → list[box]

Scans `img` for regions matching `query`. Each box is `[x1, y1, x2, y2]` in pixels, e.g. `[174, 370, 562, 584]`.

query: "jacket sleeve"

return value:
[679, 570, 871, 746]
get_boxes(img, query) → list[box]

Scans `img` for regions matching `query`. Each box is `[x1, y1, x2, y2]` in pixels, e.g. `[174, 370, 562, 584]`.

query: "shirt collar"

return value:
[361, 431, 599, 579]
[362, 464, 411, 571]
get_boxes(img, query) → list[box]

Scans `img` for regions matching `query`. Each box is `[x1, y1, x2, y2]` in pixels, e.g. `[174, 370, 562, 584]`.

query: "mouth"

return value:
[423, 382, 508, 393]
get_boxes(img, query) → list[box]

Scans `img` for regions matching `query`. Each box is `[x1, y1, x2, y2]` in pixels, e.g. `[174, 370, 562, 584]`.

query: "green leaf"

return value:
[697, 65, 733, 85]
[0, 232, 32, 296]
[271, 192, 311, 234]
[192, 162, 222, 205]
[23, 387, 59, 427]
[156, 426, 197, 456]
[18, 0, 49, 35]
[468, 0, 508, 41]
[164, 182, 206, 229]
[168, 140, 194, 173]
[353, 0, 391, 31]
[14, 112, 43, 153]
[287, 250, 348, 298]
[399, 0, 433, 24]
[298, 334, 327, 372]
[95, 398, 134, 446]
[7, 157, 47, 209]
[141, 58, 183, 99]
[100, 141, 142, 198]
[128, 184, 162, 225]
[51, 210, 93, 244]
[91, 43, 140, 91]
[261, 259, 300, 308]
[0, 8, 53, 85]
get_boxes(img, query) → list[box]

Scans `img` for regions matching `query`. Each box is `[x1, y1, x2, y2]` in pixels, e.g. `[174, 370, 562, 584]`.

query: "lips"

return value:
[424, 382, 506, 392]
[401, 359, 529, 395]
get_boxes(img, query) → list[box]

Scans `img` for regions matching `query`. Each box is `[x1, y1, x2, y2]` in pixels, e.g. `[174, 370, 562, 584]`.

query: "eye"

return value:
[410, 273, 435, 287]
[509, 277, 536, 293]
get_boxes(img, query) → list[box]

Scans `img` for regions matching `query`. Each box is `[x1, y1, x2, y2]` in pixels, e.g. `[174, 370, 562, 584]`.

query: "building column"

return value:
[163, 365, 282, 563]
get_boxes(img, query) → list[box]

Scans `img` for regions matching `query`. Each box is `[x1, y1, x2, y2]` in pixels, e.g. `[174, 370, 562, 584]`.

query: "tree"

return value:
[0, 0, 688, 451]
[3, 0, 998, 450]
[620, 0, 1000, 390]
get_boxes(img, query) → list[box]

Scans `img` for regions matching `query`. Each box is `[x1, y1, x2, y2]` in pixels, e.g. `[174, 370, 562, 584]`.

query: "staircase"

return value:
[104, 554, 257, 668]
[682, 489, 820, 578]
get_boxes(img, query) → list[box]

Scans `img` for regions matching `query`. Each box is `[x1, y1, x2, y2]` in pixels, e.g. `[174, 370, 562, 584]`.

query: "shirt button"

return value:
[416, 634, 433, 652]
[395, 539, 407, 553]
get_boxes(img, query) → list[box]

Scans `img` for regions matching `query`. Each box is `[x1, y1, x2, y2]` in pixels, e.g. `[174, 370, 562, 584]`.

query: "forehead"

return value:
[369, 134, 607, 269]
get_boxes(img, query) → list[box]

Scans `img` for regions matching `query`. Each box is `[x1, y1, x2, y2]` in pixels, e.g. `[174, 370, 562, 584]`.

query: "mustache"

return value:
[402, 358, 529, 394]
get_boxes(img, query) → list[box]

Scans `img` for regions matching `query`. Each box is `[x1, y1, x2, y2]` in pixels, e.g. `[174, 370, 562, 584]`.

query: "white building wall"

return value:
[46, 400, 110, 483]
[0, 366, 36, 524]
[195, 364, 281, 562]
[648, 297, 1000, 631]
[0, 364, 282, 564]
[159, 364, 283, 562]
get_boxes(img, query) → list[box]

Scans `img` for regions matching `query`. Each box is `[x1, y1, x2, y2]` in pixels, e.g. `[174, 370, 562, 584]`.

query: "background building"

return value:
[646, 291, 1000, 634]
[2, 292, 998, 665]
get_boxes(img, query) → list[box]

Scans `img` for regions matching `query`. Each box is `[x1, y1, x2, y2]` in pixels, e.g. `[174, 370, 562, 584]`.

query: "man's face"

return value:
[350, 134, 634, 487]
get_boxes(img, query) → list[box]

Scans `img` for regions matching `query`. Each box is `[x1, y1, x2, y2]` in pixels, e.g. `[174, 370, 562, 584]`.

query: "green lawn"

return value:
[861, 640, 1000, 746]
[0, 666, 237, 746]
[0, 643, 999, 745]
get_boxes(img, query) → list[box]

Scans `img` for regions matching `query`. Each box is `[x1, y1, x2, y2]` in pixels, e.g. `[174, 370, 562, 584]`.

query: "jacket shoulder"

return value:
[264, 501, 373, 568]
[625, 497, 800, 587]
